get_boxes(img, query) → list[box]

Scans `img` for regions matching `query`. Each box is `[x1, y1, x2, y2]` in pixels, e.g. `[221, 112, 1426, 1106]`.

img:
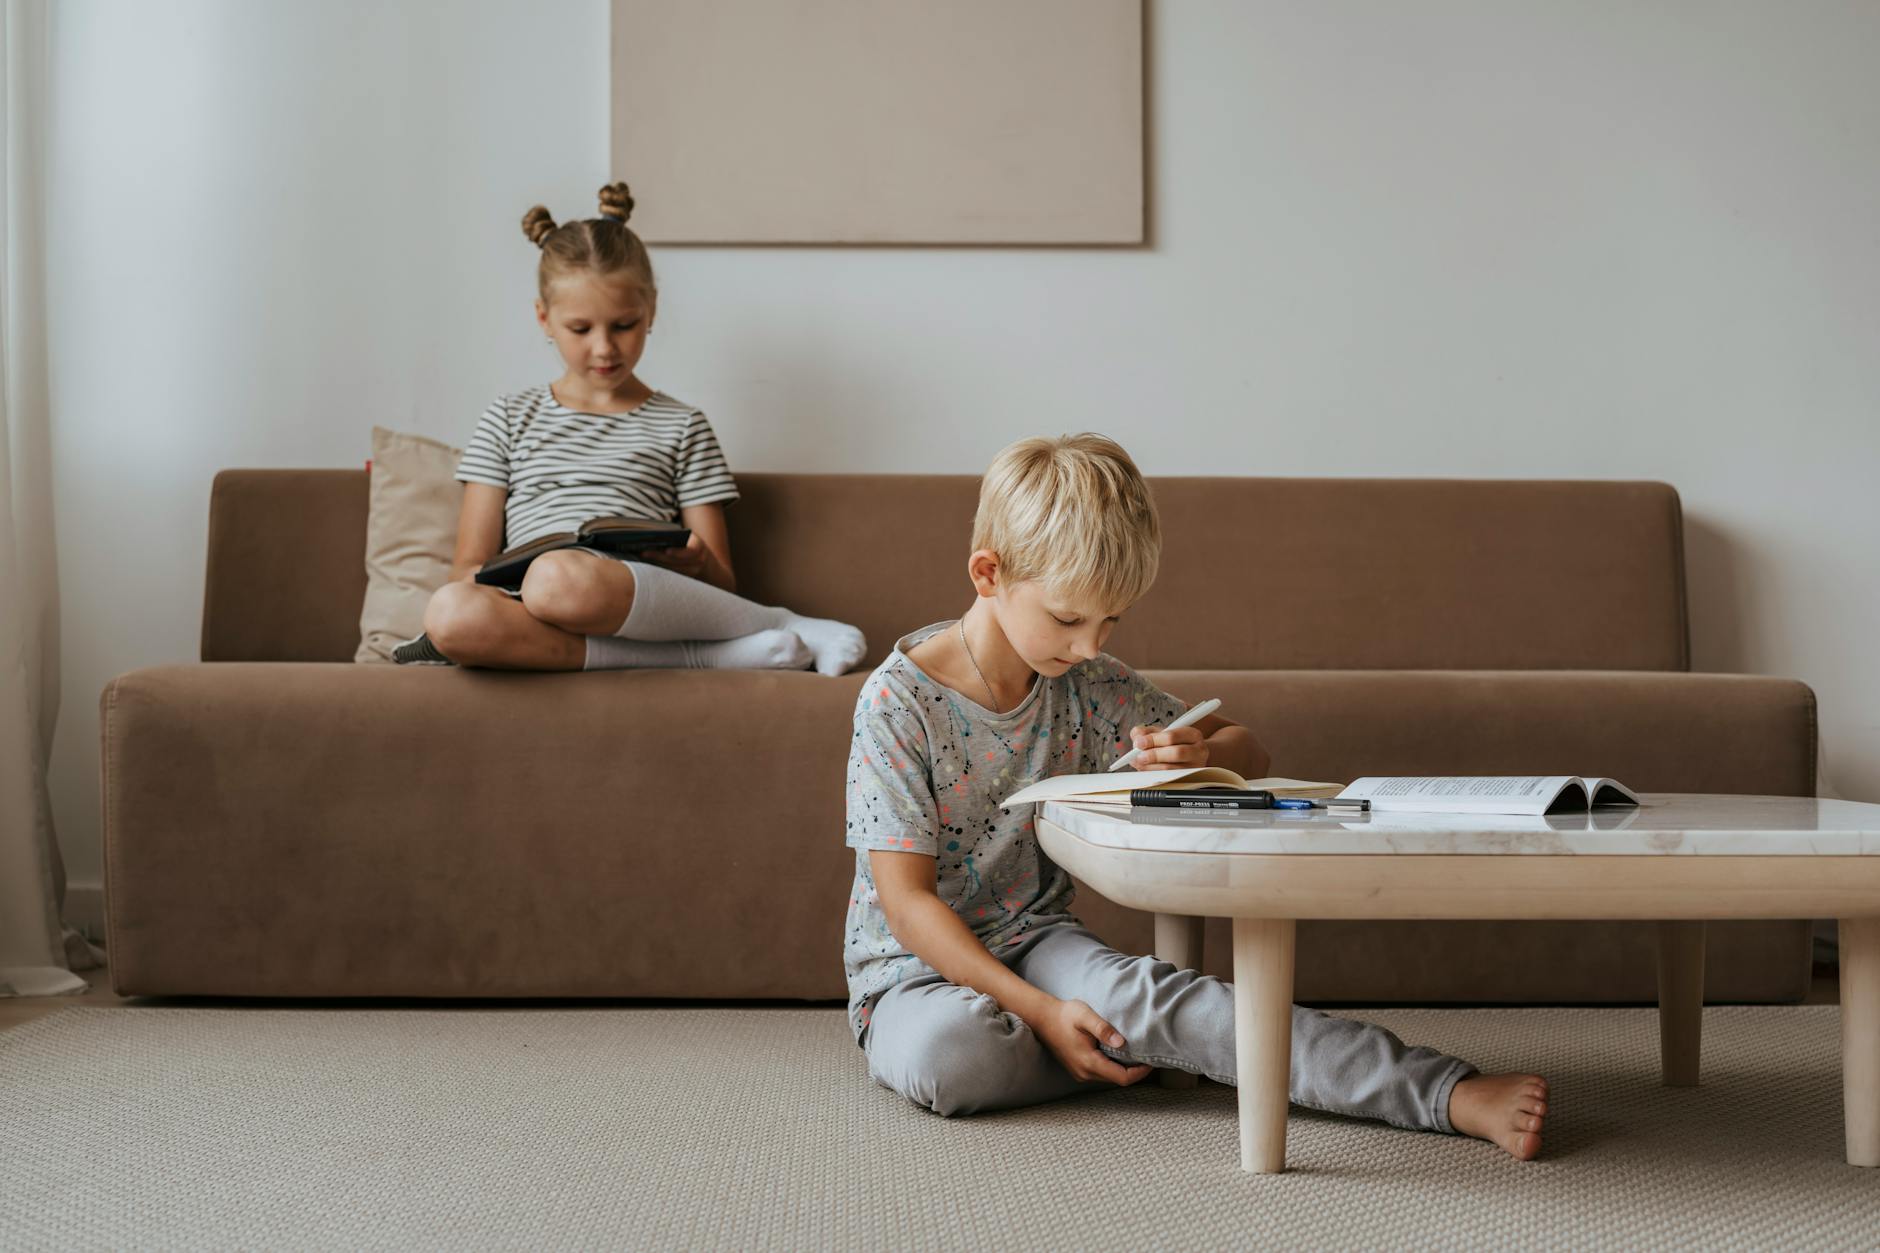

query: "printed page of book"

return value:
[1335, 807, 1647, 836]
[1336, 776, 1583, 816]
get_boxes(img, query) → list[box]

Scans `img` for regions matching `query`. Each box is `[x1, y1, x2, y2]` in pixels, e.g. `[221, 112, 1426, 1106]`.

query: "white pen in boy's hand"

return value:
[1107, 698, 1223, 772]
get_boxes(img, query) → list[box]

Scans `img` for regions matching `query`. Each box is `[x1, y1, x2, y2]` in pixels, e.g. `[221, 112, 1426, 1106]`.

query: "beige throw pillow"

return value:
[355, 426, 465, 663]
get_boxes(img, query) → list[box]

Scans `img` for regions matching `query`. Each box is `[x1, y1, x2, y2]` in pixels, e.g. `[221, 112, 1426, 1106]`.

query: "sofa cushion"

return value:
[99, 664, 1815, 1000]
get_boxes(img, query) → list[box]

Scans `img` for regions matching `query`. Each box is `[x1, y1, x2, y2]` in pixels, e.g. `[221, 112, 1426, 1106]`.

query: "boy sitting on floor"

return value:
[840, 433, 1548, 1159]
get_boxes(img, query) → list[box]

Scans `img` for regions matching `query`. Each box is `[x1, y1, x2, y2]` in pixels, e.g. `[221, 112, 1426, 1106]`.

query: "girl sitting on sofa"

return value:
[396, 183, 866, 675]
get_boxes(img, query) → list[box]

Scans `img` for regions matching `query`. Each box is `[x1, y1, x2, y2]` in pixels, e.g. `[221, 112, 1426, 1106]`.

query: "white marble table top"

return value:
[1040, 793, 1880, 856]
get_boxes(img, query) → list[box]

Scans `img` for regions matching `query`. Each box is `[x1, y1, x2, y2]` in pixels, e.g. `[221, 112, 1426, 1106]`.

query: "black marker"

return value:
[1130, 787, 1274, 811]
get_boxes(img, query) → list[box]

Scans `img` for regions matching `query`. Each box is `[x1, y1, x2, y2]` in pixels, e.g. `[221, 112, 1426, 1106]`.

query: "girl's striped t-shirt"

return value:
[455, 384, 738, 548]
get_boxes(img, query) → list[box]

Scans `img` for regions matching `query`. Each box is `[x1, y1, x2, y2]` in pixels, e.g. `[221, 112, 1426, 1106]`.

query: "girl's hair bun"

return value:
[525, 184, 656, 300]
[521, 205, 558, 249]
[596, 181, 635, 224]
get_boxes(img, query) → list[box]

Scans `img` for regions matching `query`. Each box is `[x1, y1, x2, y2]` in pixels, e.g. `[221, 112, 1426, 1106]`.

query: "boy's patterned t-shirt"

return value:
[842, 621, 1187, 1043]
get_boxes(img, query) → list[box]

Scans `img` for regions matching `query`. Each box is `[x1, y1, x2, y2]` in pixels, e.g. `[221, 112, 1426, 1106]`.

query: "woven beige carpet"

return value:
[1, 1005, 1875, 1249]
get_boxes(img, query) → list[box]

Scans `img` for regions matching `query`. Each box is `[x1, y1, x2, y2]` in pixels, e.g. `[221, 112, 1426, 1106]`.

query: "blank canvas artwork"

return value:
[610, 0, 1144, 245]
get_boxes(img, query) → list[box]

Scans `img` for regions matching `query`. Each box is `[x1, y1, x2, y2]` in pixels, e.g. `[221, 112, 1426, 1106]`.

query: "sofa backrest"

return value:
[202, 470, 1689, 671]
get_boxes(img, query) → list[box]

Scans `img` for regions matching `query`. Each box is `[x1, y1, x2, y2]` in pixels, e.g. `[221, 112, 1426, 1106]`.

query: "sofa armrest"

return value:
[202, 470, 369, 662]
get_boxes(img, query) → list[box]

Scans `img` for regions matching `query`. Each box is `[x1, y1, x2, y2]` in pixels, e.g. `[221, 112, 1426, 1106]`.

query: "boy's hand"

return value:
[639, 533, 708, 579]
[1032, 997, 1155, 1087]
[1127, 723, 1210, 770]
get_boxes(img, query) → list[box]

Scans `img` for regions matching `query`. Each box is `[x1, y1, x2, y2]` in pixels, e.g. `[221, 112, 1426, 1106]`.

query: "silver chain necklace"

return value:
[958, 618, 1003, 713]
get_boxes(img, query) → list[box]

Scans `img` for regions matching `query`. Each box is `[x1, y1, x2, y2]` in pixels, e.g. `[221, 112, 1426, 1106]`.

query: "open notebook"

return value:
[1001, 768, 1344, 810]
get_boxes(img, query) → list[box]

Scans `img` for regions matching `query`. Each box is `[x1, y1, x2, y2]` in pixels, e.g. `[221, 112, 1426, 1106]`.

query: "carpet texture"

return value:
[1, 1005, 1874, 1248]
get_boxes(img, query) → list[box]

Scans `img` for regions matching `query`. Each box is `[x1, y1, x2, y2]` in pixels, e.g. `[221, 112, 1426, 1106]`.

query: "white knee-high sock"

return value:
[617, 561, 867, 676]
[584, 629, 812, 672]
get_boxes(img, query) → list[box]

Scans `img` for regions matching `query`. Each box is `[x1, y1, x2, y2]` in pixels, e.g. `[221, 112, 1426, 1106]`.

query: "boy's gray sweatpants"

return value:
[861, 917, 1474, 1133]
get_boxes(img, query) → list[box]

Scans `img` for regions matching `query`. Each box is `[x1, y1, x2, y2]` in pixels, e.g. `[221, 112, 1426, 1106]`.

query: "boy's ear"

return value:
[967, 549, 1002, 598]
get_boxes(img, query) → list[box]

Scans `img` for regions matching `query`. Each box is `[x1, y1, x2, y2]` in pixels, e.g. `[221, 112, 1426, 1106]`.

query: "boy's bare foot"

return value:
[1447, 1072, 1548, 1160]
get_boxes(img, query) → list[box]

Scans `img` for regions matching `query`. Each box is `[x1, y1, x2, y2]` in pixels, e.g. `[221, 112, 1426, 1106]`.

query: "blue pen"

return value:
[1273, 797, 1371, 811]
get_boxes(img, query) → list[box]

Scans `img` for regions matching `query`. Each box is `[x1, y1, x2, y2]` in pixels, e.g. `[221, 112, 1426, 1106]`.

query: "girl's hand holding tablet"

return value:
[639, 532, 710, 580]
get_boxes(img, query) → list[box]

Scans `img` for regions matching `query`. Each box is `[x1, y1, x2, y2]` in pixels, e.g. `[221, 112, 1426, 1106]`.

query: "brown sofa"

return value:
[100, 471, 1818, 1002]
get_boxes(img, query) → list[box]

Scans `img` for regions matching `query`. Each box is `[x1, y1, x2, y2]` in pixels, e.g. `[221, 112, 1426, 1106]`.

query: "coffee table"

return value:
[1035, 793, 1880, 1173]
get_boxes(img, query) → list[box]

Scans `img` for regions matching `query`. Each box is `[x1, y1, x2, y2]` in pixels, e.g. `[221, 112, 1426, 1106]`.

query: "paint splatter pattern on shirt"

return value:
[841, 621, 1187, 1043]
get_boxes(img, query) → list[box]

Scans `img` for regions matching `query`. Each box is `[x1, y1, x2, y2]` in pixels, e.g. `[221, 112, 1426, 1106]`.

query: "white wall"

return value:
[46, 0, 1880, 894]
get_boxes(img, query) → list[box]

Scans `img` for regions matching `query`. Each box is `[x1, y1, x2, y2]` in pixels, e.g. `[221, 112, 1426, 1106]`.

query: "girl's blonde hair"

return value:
[972, 433, 1162, 612]
[522, 182, 656, 303]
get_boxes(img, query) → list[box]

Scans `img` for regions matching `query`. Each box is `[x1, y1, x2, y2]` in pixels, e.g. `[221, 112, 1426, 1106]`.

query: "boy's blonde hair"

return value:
[972, 433, 1161, 612]
[521, 181, 657, 303]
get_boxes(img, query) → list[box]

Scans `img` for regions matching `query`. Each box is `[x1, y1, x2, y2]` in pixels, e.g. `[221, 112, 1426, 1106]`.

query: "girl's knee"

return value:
[519, 550, 619, 626]
[424, 582, 500, 657]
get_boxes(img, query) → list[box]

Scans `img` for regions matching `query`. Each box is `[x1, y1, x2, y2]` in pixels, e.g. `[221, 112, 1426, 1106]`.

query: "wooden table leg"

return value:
[1655, 920, 1706, 1087]
[1153, 913, 1206, 1089]
[1842, 917, 1880, 1167]
[1232, 917, 1295, 1173]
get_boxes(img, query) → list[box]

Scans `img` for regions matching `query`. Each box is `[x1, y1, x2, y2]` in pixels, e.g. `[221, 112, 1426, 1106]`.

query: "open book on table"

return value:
[1002, 768, 1345, 810]
[1334, 775, 1642, 817]
[1122, 806, 1644, 834]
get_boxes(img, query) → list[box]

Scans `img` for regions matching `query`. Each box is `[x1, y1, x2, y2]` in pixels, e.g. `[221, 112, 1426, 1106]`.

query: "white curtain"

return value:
[0, 0, 96, 998]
